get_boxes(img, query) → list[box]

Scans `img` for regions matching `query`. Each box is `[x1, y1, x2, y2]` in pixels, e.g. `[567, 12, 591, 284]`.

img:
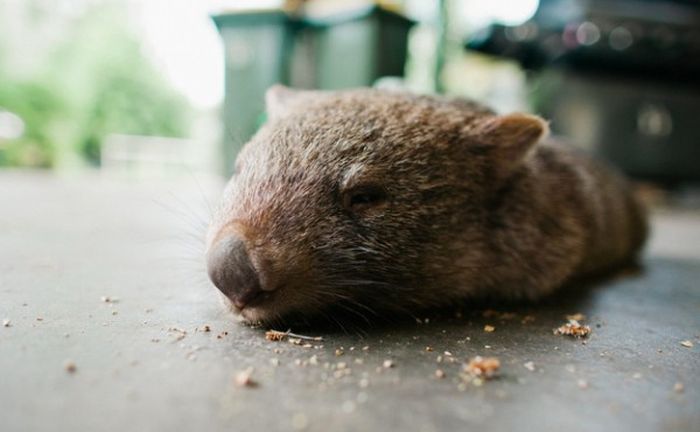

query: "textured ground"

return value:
[1, 171, 698, 432]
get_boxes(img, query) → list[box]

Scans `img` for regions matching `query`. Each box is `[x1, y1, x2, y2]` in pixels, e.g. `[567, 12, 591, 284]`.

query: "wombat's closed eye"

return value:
[206, 85, 648, 325]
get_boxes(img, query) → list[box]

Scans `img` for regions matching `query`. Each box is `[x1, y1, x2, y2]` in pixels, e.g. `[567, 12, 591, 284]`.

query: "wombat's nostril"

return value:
[206, 234, 263, 309]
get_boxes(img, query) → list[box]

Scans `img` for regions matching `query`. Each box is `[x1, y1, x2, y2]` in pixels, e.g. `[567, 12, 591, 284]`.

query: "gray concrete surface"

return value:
[0, 171, 698, 432]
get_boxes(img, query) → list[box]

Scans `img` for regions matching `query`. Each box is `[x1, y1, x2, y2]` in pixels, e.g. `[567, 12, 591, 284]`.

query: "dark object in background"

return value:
[212, 5, 414, 176]
[467, 0, 700, 182]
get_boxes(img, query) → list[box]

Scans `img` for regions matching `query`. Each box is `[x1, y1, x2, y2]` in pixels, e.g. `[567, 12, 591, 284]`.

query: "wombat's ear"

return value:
[474, 113, 549, 179]
[265, 85, 307, 119]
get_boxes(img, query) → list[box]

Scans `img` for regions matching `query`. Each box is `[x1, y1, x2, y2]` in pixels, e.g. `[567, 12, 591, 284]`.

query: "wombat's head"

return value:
[207, 86, 547, 324]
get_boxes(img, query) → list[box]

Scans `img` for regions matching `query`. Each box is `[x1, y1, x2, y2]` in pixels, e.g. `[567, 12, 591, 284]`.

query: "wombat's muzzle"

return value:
[206, 234, 264, 309]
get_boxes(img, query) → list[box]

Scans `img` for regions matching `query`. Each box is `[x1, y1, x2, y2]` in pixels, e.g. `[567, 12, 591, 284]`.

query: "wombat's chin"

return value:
[217, 291, 289, 324]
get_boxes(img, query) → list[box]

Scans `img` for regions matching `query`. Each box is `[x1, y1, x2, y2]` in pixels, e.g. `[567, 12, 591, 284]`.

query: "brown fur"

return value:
[207, 86, 648, 323]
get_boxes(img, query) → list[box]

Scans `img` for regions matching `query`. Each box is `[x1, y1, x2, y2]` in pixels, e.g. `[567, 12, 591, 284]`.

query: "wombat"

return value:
[206, 85, 648, 324]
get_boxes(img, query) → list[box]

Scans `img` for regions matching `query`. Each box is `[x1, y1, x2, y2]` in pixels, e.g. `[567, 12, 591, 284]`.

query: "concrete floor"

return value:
[1, 171, 698, 432]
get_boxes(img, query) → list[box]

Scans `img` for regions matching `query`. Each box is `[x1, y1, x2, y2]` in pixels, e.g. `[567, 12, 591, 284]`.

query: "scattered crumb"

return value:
[168, 327, 187, 341]
[521, 315, 535, 324]
[425, 346, 433, 352]
[234, 367, 257, 388]
[674, 382, 684, 393]
[465, 356, 500, 379]
[335, 348, 344, 356]
[265, 329, 323, 342]
[577, 379, 589, 389]
[482, 309, 498, 318]
[291, 413, 309, 431]
[554, 320, 591, 338]
[359, 378, 370, 388]
[435, 369, 445, 379]
[523, 361, 535, 372]
[309, 355, 318, 366]
[341, 400, 356, 413]
[64, 360, 77, 374]
[100, 296, 119, 304]
[382, 359, 394, 369]
[2, 319, 10, 327]
[270, 358, 280, 367]
[265, 330, 288, 341]
[566, 313, 586, 321]
[111, 311, 118, 316]
[202, 325, 211, 332]
[362, 346, 369, 351]
[36, 317, 43, 321]
[680, 340, 693, 348]
[443, 351, 452, 357]
[633, 372, 642, 379]
[484, 325, 495, 333]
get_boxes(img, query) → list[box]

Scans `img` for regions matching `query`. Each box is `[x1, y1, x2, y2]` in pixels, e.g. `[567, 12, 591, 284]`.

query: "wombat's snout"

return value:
[206, 234, 266, 310]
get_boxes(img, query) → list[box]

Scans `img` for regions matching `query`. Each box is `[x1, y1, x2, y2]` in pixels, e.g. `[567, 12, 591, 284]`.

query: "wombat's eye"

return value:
[342, 185, 387, 214]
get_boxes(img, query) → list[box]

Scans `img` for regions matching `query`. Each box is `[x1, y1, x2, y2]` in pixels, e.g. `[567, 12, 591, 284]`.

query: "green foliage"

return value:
[0, 78, 63, 167]
[0, 1, 191, 168]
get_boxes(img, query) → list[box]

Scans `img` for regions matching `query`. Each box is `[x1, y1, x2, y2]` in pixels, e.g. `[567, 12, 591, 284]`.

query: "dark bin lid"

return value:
[211, 9, 287, 29]
[212, 4, 414, 30]
[296, 4, 414, 28]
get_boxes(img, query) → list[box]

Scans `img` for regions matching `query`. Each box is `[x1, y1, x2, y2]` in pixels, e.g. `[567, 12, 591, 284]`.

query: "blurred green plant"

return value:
[0, 1, 190, 168]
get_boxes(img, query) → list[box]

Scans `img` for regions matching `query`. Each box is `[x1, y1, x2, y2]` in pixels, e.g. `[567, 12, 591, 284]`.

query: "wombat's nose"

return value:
[206, 234, 262, 309]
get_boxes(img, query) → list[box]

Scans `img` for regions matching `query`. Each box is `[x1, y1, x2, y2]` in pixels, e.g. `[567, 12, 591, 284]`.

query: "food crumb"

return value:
[554, 320, 591, 338]
[202, 325, 211, 332]
[680, 340, 693, 348]
[335, 348, 344, 356]
[425, 346, 433, 352]
[2, 319, 10, 327]
[291, 413, 309, 431]
[484, 325, 495, 333]
[382, 359, 394, 369]
[577, 379, 589, 389]
[265, 330, 288, 341]
[674, 382, 684, 393]
[523, 361, 535, 372]
[234, 367, 257, 388]
[341, 400, 356, 413]
[64, 360, 77, 374]
[566, 313, 586, 321]
[465, 356, 500, 379]
[435, 369, 445, 379]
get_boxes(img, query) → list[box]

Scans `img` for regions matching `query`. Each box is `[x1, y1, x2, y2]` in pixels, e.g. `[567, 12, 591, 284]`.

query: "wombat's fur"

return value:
[207, 86, 647, 324]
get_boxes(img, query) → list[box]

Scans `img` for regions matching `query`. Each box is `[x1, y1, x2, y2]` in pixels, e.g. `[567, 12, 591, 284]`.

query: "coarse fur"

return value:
[207, 86, 648, 324]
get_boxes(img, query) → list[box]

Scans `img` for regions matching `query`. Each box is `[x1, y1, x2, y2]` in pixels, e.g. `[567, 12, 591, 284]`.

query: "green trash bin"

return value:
[212, 10, 292, 175]
[213, 5, 415, 176]
[290, 5, 414, 89]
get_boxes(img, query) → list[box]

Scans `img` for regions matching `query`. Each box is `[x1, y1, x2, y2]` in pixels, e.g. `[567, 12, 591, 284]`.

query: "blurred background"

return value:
[1, 0, 699, 188]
